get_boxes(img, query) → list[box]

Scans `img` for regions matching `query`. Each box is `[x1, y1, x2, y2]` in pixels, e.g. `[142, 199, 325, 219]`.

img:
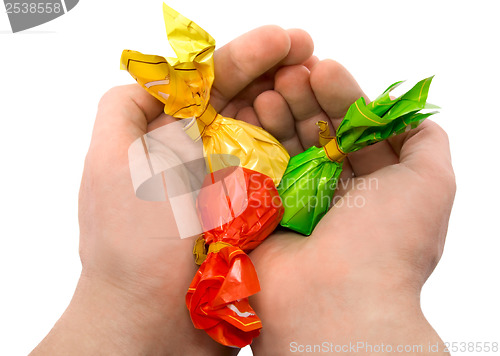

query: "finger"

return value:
[397, 120, 454, 181]
[253, 89, 357, 197]
[93, 84, 164, 145]
[235, 106, 263, 128]
[310, 59, 366, 123]
[146, 113, 177, 132]
[210, 27, 314, 110]
[281, 28, 314, 66]
[253, 90, 304, 156]
[310, 60, 398, 176]
[274, 65, 333, 149]
[387, 133, 409, 157]
[303, 55, 319, 70]
[219, 74, 275, 119]
[347, 142, 399, 177]
[210, 25, 291, 110]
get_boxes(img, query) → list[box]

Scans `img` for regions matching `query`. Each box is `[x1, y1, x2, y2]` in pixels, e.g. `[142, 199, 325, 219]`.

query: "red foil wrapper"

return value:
[186, 166, 284, 347]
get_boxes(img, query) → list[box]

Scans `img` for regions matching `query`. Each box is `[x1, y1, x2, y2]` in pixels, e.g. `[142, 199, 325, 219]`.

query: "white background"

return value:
[1, 0, 499, 355]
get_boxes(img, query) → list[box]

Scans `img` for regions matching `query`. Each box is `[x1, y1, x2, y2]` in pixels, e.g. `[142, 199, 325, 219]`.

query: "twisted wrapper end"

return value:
[186, 245, 262, 347]
[316, 120, 334, 146]
[187, 167, 284, 347]
[183, 104, 220, 142]
[193, 238, 232, 265]
[316, 121, 346, 162]
[120, 3, 216, 119]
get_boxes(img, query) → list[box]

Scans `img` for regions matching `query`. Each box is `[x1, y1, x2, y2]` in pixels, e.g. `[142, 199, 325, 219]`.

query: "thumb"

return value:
[394, 120, 455, 184]
[92, 84, 164, 148]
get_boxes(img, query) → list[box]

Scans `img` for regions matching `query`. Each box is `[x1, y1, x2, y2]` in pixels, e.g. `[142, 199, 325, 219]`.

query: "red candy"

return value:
[186, 166, 284, 347]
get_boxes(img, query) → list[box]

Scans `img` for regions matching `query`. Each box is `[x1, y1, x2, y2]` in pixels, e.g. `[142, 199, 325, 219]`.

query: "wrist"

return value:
[345, 273, 449, 355]
[342, 298, 449, 356]
[31, 273, 238, 356]
[251, 280, 448, 355]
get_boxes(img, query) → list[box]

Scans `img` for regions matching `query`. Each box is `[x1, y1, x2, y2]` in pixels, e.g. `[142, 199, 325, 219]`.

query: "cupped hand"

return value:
[248, 61, 456, 355]
[69, 27, 314, 355]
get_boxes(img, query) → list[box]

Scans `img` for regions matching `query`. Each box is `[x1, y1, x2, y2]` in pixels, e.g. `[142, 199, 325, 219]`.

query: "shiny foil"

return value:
[186, 167, 284, 347]
[120, 4, 289, 185]
[278, 77, 438, 235]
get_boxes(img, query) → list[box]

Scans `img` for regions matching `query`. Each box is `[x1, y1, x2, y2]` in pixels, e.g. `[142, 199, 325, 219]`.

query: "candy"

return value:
[187, 166, 283, 347]
[121, 4, 288, 347]
[120, 4, 289, 186]
[278, 77, 438, 235]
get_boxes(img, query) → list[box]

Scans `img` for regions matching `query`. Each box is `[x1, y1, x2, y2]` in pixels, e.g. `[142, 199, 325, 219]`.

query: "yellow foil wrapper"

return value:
[120, 4, 289, 185]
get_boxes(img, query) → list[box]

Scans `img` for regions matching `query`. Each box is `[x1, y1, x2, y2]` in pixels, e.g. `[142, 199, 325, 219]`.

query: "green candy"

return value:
[278, 77, 438, 235]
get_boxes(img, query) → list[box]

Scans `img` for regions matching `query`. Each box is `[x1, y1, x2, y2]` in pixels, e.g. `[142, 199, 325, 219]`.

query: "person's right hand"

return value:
[31, 26, 315, 356]
[249, 61, 456, 355]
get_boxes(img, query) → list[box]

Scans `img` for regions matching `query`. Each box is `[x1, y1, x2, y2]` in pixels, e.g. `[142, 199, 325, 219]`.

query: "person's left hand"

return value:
[246, 60, 454, 355]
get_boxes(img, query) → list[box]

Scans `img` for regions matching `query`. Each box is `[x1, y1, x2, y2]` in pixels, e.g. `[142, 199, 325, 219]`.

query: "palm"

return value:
[82, 24, 454, 353]
[79, 26, 317, 354]
[80, 26, 312, 289]
[80, 85, 231, 354]
[222, 51, 455, 352]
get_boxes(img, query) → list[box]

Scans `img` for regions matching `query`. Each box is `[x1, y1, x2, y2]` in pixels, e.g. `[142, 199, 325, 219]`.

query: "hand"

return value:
[31, 27, 314, 355]
[248, 61, 456, 355]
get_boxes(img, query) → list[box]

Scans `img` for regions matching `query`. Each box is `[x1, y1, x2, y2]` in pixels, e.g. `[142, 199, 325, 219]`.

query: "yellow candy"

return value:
[120, 4, 289, 185]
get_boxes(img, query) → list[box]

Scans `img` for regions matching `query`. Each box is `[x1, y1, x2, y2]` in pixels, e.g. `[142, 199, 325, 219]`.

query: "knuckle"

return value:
[310, 59, 344, 83]
[98, 85, 135, 108]
[432, 121, 450, 144]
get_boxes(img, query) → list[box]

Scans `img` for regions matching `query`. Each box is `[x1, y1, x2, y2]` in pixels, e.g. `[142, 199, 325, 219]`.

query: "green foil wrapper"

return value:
[278, 77, 438, 235]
